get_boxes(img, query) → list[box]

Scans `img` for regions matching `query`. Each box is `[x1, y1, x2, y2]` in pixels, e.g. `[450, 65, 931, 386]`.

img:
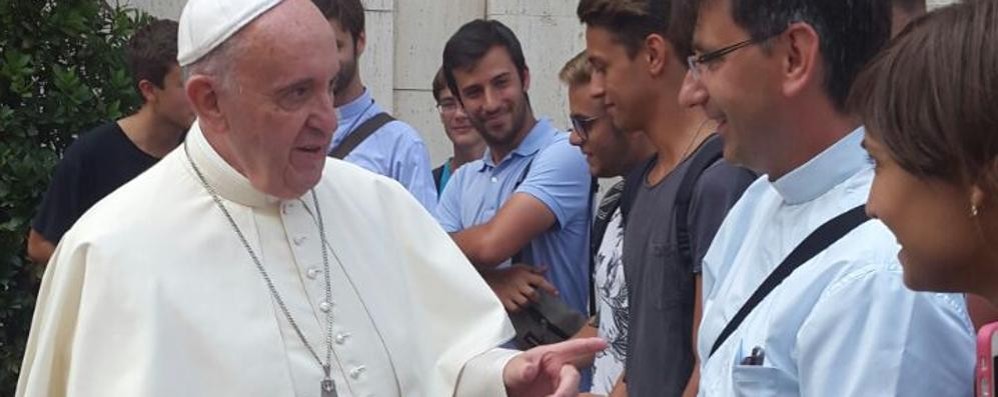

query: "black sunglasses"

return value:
[570, 114, 602, 140]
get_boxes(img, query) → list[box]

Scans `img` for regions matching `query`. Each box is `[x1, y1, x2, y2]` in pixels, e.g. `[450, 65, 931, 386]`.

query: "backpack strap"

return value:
[674, 136, 725, 269]
[708, 204, 870, 357]
[618, 157, 652, 223]
[588, 180, 625, 316]
[330, 112, 395, 159]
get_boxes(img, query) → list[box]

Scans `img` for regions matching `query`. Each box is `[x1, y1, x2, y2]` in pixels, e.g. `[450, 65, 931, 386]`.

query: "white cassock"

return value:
[16, 123, 517, 396]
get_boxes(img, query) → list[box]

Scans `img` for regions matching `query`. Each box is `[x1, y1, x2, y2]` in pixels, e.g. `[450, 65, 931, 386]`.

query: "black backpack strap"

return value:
[674, 136, 725, 270]
[619, 156, 653, 223]
[708, 204, 870, 358]
[330, 112, 394, 159]
[588, 180, 624, 316]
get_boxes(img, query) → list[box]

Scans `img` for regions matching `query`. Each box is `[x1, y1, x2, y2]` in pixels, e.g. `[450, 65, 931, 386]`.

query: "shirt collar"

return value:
[186, 121, 283, 208]
[771, 126, 868, 205]
[479, 118, 556, 170]
[337, 88, 374, 120]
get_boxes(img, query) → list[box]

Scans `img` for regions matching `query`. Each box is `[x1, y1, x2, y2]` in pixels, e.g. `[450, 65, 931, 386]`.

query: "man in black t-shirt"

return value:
[27, 19, 194, 265]
[578, 1, 756, 396]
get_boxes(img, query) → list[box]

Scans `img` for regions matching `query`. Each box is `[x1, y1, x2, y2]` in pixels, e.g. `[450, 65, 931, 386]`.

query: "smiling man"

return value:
[436, 20, 593, 323]
[558, 50, 655, 396]
[673, 0, 973, 395]
[15, 1, 605, 396]
[431, 67, 486, 195]
[577, 1, 754, 395]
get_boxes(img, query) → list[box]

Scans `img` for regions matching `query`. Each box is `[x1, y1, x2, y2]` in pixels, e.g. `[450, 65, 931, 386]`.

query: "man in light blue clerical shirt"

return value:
[674, 0, 974, 396]
[435, 20, 592, 331]
[313, 0, 437, 212]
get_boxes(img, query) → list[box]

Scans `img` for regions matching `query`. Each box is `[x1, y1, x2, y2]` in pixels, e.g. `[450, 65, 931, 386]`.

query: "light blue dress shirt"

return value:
[698, 128, 974, 396]
[331, 89, 437, 212]
[435, 118, 592, 315]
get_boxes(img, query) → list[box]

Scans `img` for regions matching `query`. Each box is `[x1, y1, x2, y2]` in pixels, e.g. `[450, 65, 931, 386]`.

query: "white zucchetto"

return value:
[177, 0, 282, 66]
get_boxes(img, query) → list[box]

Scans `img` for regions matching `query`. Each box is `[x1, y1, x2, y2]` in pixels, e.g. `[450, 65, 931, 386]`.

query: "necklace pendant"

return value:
[321, 377, 337, 397]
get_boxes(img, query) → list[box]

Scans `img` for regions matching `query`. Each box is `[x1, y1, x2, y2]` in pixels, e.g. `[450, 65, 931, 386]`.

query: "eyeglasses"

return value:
[687, 34, 775, 80]
[436, 99, 460, 114]
[570, 114, 602, 140]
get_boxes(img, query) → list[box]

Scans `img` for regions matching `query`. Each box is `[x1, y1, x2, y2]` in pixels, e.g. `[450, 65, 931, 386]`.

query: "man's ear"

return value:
[780, 22, 821, 99]
[185, 75, 227, 133]
[355, 30, 366, 58]
[645, 33, 673, 77]
[521, 67, 531, 92]
[137, 79, 158, 105]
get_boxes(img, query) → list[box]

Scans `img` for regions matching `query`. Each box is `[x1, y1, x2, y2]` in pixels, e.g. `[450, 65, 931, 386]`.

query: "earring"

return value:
[972, 204, 980, 217]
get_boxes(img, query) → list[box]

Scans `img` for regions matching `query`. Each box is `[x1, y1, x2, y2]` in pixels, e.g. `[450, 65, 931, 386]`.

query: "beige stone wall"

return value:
[125, 0, 956, 165]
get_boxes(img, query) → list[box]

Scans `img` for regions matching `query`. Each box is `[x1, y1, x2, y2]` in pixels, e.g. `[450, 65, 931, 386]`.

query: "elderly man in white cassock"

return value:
[14, 0, 605, 396]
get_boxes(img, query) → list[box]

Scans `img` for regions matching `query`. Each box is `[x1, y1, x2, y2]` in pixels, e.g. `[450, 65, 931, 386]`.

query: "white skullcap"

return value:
[177, 0, 283, 66]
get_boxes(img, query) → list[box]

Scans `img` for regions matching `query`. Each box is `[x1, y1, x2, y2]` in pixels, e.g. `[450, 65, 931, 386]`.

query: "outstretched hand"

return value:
[504, 338, 607, 397]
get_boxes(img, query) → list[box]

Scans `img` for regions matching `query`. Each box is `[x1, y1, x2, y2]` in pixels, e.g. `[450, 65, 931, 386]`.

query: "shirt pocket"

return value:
[731, 364, 798, 397]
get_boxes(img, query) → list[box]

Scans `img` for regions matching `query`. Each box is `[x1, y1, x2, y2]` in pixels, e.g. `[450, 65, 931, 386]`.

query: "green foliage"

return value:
[0, 0, 149, 393]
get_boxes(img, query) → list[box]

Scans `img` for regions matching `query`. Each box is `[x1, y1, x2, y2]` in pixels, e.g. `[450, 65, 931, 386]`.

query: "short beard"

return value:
[470, 96, 529, 148]
[333, 49, 359, 97]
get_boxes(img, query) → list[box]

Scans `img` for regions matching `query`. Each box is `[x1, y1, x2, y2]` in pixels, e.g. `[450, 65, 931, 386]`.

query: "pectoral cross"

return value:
[322, 365, 337, 397]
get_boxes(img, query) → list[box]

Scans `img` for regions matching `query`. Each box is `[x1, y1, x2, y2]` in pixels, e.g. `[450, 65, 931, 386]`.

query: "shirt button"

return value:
[335, 332, 351, 345]
[282, 202, 297, 215]
[319, 301, 332, 313]
[293, 236, 307, 246]
[306, 267, 322, 279]
[490, 176, 498, 183]
[349, 365, 366, 379]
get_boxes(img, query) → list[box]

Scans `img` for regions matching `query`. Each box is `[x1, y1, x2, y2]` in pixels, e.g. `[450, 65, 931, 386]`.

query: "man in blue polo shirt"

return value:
[436, 20, 592, 321]
[313, 0, 437, 211]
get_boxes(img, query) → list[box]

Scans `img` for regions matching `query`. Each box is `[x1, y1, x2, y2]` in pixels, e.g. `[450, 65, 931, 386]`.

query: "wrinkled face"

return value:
[437, 87, 482, 149]
[451, 45, 531, 148]
[584, 26, 654, 132]
[678, 0, 783, 171]
[328, 18, 359, 97]
[151, 64, 195, 131]
[215, 3, 339, 199]
[567, 83, 635, 178]
[864, 134, 982, 292]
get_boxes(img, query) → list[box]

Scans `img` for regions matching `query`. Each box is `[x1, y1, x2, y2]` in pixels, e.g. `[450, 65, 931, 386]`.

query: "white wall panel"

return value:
[359, 3, 395, 113]
[394, 0, 486, 165]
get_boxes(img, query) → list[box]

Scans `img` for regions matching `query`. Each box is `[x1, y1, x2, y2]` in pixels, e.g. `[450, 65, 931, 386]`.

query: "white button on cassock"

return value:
[349, 366, 366, 379]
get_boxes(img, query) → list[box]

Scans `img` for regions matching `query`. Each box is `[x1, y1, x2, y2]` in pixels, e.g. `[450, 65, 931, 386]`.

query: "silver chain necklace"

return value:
[184, 142, 338, 397]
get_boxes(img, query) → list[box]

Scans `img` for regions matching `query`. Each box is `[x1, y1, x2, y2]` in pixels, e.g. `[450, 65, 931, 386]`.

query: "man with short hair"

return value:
[16, 1, 604, 396]
[26, 18, 194, 265]
[431, 67, 486, 195]
[311, 0, 437, 211]
[675, 0, 973, 394]
[577, 1, 755, 395]
[558, 50, 655, 396]
[436, 20, 593, 321]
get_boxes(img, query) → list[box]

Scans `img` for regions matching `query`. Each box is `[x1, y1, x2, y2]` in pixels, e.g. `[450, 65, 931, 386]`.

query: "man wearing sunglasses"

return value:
[577, 1, 755, 396]
[558, 50, 656, 396]
[674, 0, 973, 395]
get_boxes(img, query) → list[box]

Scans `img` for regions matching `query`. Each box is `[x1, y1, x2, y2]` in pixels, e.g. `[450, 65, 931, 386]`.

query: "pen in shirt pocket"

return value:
[740, 346, 766, 366]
